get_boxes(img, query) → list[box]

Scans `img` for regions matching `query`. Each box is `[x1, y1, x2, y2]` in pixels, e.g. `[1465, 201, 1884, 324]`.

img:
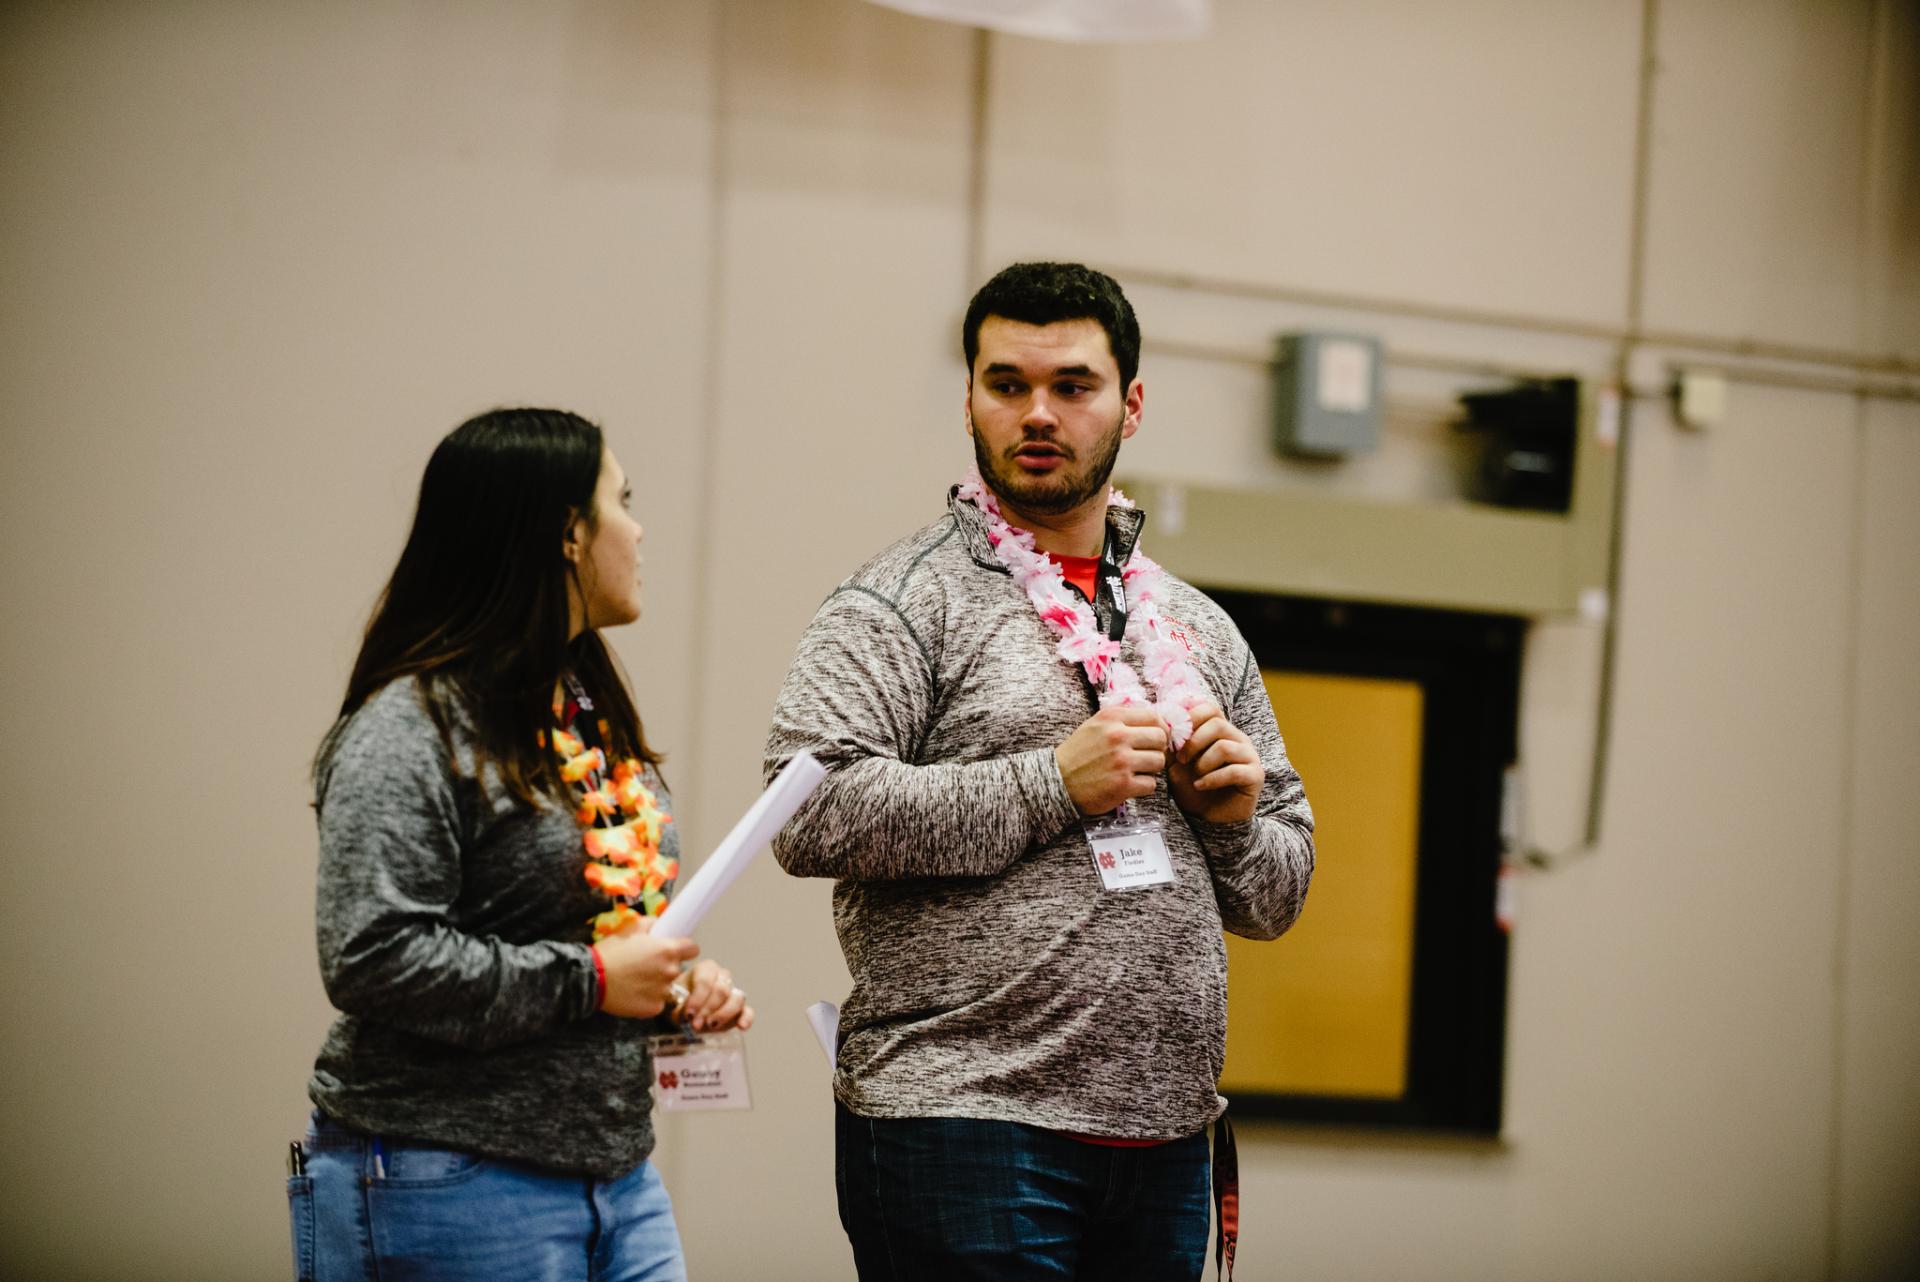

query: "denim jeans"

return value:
[834, 1101, 1211, 1281]
[288, 1110, 686, 1282]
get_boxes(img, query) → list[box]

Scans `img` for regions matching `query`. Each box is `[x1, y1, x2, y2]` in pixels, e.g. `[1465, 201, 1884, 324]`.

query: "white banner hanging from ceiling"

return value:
[864, 0, 1211, 43]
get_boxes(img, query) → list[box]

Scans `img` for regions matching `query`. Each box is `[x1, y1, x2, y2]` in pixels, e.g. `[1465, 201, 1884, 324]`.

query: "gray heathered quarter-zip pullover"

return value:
[307, 679, 672, 1177]
[766, 489, 1315, 1140]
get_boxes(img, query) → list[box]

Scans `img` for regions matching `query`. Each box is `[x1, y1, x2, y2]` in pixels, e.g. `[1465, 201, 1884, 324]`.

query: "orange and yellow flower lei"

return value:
[542, 708, 676, 942]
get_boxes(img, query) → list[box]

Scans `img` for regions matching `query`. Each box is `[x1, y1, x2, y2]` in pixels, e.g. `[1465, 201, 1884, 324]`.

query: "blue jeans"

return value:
[288, 1110, 686, 1282]
[834, 1102, 1211, 1281]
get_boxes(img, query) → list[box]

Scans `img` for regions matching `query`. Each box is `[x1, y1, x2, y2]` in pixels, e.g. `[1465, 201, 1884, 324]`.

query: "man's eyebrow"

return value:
[981, 361, 1102, 379]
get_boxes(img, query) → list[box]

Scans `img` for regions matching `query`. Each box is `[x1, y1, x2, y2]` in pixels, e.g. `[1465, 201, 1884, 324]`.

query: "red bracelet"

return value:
[590, 944, 607, 1008]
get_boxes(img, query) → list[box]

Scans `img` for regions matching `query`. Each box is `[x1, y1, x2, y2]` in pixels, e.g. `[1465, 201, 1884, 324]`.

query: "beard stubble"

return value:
[970, 408, 1127, 518]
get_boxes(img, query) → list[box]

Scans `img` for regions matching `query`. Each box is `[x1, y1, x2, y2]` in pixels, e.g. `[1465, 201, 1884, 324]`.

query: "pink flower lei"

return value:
[956, 465, 1212, 749]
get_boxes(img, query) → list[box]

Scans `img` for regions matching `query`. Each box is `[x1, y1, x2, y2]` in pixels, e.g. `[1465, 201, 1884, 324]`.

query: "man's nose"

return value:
[1023, 389, 1059, 429]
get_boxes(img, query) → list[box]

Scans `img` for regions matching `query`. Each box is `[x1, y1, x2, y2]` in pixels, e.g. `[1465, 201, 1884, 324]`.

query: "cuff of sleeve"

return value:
[1188, 815, 1258, 862]
[1012, 746, 1081, 842]
[569, 943, 603, 1021]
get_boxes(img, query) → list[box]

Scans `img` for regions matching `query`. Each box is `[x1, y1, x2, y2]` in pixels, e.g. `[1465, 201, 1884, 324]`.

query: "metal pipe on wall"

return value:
[1108, 261, 1919, 382]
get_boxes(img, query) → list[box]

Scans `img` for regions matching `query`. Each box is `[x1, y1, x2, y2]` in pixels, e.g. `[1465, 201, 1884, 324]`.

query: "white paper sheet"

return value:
[806, 1001, 840, 1069]
[651, 751, 828, 941]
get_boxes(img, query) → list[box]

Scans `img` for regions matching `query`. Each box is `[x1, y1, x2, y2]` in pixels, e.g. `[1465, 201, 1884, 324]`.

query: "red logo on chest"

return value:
[1161, 618, 1202, 655]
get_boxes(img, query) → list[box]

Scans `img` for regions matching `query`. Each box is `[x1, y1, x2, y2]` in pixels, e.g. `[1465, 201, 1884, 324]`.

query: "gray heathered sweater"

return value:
[766, 490, 1315, 1139]
[307, 678, 672, 1177]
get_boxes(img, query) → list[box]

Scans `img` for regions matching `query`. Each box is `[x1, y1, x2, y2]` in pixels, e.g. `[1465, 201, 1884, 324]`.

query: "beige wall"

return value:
[0, 2, 1914, 1280]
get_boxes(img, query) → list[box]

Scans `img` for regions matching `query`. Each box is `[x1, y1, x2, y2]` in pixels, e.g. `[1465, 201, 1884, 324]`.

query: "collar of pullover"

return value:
[946, 486, 1147, 573]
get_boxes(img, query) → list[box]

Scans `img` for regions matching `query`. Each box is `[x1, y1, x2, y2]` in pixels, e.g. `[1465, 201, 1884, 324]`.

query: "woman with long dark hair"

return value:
[291, 408, 748, 1281]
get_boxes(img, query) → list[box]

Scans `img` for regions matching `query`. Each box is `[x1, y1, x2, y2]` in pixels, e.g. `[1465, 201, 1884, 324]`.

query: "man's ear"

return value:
[962, 380, 974, 436]
[1122, 377, 1145, 439]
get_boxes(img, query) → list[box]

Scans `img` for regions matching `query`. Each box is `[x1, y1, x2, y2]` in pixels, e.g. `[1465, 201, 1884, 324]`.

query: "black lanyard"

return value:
[563, 672, 600, 724]
[1066, 528, 1129, 711]
[1095, 527, 1129, 644]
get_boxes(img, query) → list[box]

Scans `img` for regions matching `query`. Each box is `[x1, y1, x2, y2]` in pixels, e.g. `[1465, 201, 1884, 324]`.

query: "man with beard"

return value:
[765, 262, 1315, 1281]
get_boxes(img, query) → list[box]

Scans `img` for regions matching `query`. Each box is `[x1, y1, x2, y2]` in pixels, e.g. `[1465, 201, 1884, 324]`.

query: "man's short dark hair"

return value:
[962, 262, 1141, 388]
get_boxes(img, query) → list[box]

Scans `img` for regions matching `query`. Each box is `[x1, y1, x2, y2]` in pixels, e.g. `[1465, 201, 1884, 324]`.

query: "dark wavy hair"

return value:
[961, 262, 1142, 388]
[318, 407, 659, 805]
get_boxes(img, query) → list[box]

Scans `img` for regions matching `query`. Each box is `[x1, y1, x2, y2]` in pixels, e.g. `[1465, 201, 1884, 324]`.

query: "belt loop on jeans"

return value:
[1212, 1108, 1238, 1281]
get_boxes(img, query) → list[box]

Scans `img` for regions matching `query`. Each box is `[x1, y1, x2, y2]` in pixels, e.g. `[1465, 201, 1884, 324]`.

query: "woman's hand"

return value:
[594, 919, 699, 1019]
[674, 958, 754, 1033]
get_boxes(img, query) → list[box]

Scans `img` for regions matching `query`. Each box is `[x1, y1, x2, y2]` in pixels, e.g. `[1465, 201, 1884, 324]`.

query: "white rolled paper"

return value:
[806, 1000, 840, 1069]
[650, 751, 827, 941]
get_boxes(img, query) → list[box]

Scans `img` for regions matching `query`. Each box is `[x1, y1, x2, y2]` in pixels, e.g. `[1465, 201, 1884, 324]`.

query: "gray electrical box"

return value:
[1272, 332, 1384, 457]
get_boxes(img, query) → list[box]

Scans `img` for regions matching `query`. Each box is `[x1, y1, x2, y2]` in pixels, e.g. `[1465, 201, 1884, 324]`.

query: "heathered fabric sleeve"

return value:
[1186, 637, 1316, 941]
[314, 689, 600, 1051]
[767, 585, 1079, 880]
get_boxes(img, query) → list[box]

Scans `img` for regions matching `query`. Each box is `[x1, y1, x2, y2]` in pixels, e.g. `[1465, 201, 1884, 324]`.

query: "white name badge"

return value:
[649, 1031, 752, 1112]
[1085, 825, 1177, 892]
